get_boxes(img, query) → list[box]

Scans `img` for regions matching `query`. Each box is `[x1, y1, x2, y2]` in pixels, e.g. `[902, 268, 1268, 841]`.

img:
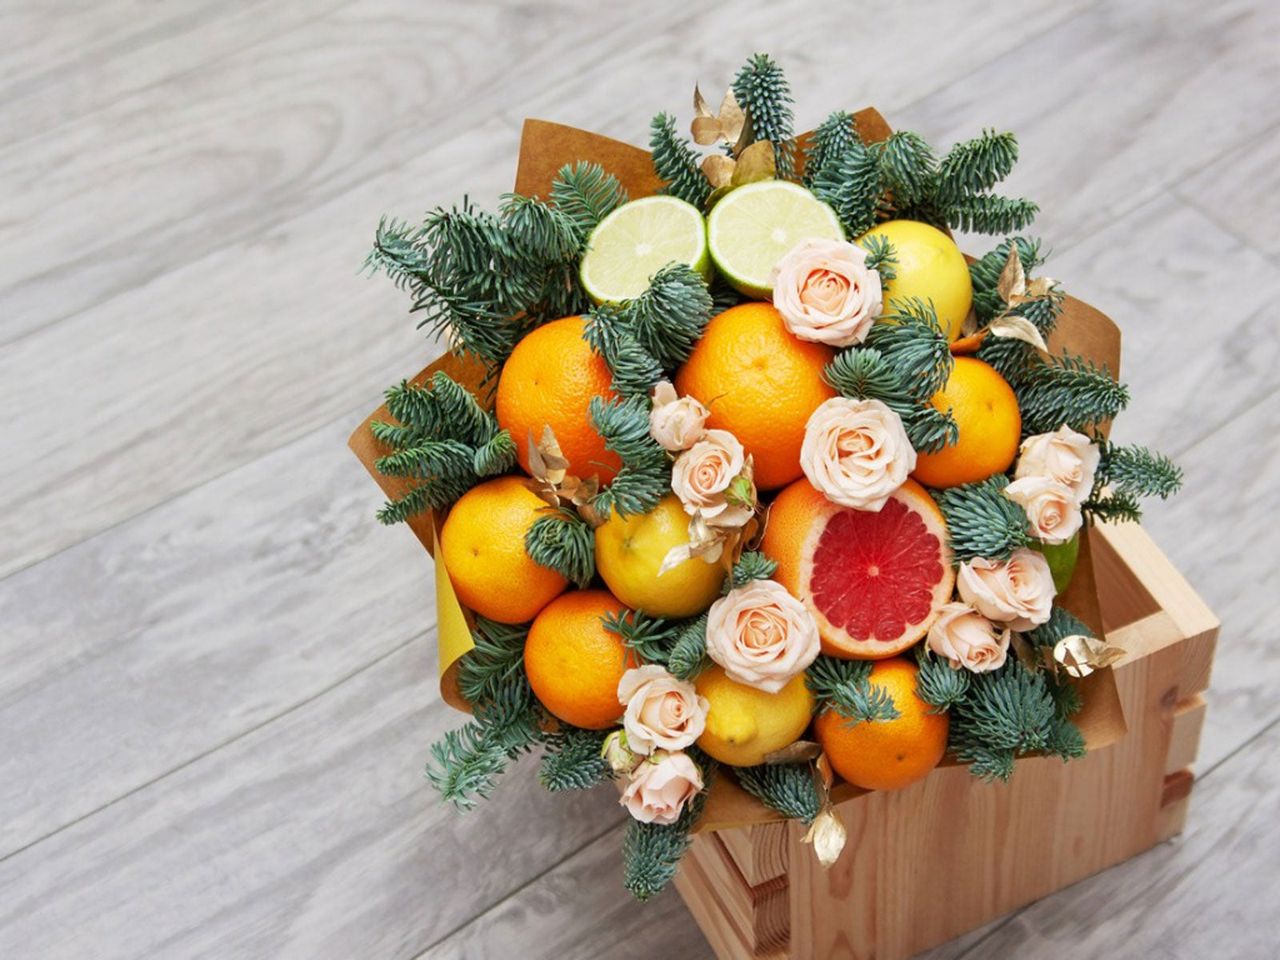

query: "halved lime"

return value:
[579, 196, 710, 304]
[707, 180, 844, 298]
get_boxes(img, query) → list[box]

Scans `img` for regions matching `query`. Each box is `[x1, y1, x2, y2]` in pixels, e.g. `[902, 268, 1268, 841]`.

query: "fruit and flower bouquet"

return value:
[350, 54, 1183, 900]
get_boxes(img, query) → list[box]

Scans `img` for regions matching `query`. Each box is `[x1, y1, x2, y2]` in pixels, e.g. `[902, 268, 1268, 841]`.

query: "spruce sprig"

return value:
[915, 651, 971, 712]
[590, 395, 670, 518]
[583, 306, 665, 397]
[729, 551, 778, 589]
[619, 263, 714, 368]
[667, 614, 709, 680]
[949, 660, 1058, 782]
[823, 347, 959, 453]
[623, 753, 716, 900]
[859, 234, 898, 283]
[605, 609, 680, 666]
[876, 130, 937, 208]
[1023, 605, 1093, 650]
[863, 299, 954, 402]
[1097, 442, 1183, 500]
[525, 508, 596, 588]
[804, 110, 859, 186]
[948, 195, 1042, 235]
[649, 112, 710, 207]
[934, 475, 1033, 561]
[539, 727, 613, 792]
[456, 617, 529, 707]
[425, 683, 543, 810]
[1016, 354, 1130, 435]
[807, 656, 901, 723]
[934, 130, 1020, 205]
[735, 763, 821, 824]
[550, 161, 628, 241]
[732, 53, 796, 178]
[810, 137, 881, 237]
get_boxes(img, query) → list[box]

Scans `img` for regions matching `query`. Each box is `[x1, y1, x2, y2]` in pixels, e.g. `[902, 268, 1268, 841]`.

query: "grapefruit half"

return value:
[762, 477, 955, 659]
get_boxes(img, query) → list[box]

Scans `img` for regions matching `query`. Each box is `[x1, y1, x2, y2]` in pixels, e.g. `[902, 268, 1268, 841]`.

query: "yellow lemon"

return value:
[695, 666, 814, 767]
[859, 220, 973, 341]
[594, 494, 725, 618]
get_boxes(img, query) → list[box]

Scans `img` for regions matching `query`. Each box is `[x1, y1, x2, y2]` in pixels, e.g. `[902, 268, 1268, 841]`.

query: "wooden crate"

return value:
[674, 522, 1219, 960]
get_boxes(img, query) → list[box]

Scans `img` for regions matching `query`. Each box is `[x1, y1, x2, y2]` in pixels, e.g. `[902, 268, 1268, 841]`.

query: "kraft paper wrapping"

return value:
[347, 109, 1128, 826]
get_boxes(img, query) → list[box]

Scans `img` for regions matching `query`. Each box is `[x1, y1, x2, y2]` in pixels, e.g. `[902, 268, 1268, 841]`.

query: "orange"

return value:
[814, 658, 948, 791]
[524, 589, 638, 729]
[912, 356, 1021, 489]
[496, 316, 622, 482]
[763, 477, 954, 659]
[674, 303, 836, 489]
[439, 476, 567, 624]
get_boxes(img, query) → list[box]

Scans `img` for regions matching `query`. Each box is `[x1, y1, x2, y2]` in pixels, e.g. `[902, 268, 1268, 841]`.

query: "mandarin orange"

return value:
[912, 356, 1021, 489]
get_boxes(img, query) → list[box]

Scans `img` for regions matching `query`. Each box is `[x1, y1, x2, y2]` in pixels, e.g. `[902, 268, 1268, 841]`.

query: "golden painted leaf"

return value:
[989, 314, 1049, 352]
[1053, 634, 1127, 678]
[763, 740, 823, 764]
[1009, 631, 1040, 672]
[534, 425, 568, 485]
[996, 246, 1027, 304]
[701, 153, 736, 188]
[803, 806, 847, 868]
[815, 753, 834, 794]
[690, 85, 745, 146]
[730, 140, 775, 186]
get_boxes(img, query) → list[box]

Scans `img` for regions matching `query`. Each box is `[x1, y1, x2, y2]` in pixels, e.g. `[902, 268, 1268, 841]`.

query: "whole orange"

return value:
[912, 356, 1021, 489]
[439, 476, 567, 624]
[496, 316, 621, 482]
[814, 658, 948, 791]
[675, 303, 836, 489]
[524, 589, 638, 729]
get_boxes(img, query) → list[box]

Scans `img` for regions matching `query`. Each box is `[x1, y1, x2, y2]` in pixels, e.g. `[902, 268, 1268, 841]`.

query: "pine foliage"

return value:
[620, 263, 714, 368]
[550, 161, 628, 241]
[934, 475, 1033, 561]
[859, 234, 898, 282]
[590, 395, 671, 517]
[804, 111, 860, 186]
[729, 551, 778, 589]
[915, 651, 971, 712]
[732, 53, 796, 178]
[810, 134, 882, 237]
[623, 757, 715, 900]
[605, 609, 681, 665]
[649, 112, 710, 207]
[1093, 441, 1184, 505]
[949, 660, 1057, 782]
[372, 373, 515, 524]
[1024, 605, 1093, 649]
[525, 508, 596, 588]
[1017, 353, 1130, 435]
[736, 763, 821, 824]
[807, 656, 901, 723]
[539, 727, 613, 792]
[667, 614, 709, 680]
[583, 306, 665, 397]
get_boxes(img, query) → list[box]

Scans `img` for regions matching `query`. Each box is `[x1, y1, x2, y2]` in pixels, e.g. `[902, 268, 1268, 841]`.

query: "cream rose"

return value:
[705, 579, 821, 693]
[927, 602, 1011, 673]
[800, 397, 916, 511]
[648, 381, 709, 452]
[771, 238, 883, 347]
[671, 429, 754, 528]
[617, 664, 709, 755]
[957, 549, 1056, 632]
[1005, 476, 1083, 545]
[1015, 425, 1100, 503]
[619, 750, 704, 825]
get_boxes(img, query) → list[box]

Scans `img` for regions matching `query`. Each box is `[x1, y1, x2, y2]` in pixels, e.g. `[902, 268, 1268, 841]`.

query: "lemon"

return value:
[1034, 532, 1081, 594]
[579, 196, 710, 304]
[593, 494, 725, 618]
[859, 219, 973, 341]
[707, 180, 844, 298]
[695, 666, 814, 767]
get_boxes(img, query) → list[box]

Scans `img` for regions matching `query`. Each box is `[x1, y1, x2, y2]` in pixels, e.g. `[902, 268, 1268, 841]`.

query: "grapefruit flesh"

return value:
[763, 478, 955, 658]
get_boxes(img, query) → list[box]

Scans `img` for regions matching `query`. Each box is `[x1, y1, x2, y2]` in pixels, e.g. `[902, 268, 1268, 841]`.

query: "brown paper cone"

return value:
[348, 107, 1128, 828]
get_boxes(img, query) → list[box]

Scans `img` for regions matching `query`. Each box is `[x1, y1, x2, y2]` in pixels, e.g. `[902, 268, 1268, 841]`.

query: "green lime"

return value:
[1034, 533, 1081, 594]
[579, 196, 709, 304]
[706, 180, 844, 298]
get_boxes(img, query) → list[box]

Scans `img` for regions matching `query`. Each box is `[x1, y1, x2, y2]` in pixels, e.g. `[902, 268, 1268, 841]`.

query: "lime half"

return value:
[707, 180, 844, 298]
[579, 196, 709, 304]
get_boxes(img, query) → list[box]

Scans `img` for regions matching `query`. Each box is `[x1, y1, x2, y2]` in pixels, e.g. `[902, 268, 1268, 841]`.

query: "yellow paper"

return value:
[432, 523, 474, 710]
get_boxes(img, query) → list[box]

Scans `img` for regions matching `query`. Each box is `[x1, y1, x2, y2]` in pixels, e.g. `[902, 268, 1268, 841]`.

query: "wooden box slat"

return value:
[677, 522, 1219, 960]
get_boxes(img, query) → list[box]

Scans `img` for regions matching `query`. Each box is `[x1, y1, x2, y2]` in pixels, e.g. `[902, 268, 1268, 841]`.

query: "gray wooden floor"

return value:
[1, 2, 1277, 957]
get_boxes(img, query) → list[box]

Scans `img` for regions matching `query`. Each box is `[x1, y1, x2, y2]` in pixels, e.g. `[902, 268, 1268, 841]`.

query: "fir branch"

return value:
[864, 300, 953, 402]
[950, 661, 1056, 777]
[667, 614, 709, 680]
[811, 139, 881, 237]
[1045, 715, 1087, 761]
[859, 234, 898, 283]
[1024, 605, 1094, 649]
[622, 754, 715, 900]
[499, 192, 581, 264]
[1100, 443, 1183, 500]
[373, 438, 475, 481]
[620, 263, 714, 368]
[539, 727, 613, 792]
[550, 161, 628, 241]
[804, 111, 859, 186]
[934, 131, 1020, 205]
[730, 551, 778, 589]
[735, 763, 821, 824]
[424, 722, 512, 811]
[605, 609, 680, 666]
[823, 347, 958, 454]
[375, 474, 473, 525]
[525, 509, 596, 588]
[472, 429, 517, 476]
[590, 395, 670, 518]
[1017, 354, 1130, 435]
[876, 131, 937, 207]
[582, 306, 665, 397]
[915, 652, 970, 712]
[946, 194, 1039, 235]
[1083, 490, 1144, 525]
[456, 617, 530, 706]
[710, 278, 747, 316]
[934, 475, 1034, 561]
[732, 53, 796, 178]
[956, 743, 1016, 782]
[807, 656, 900, 723]
[969, 236, 1047, 323]
[649, 112, 710, 207]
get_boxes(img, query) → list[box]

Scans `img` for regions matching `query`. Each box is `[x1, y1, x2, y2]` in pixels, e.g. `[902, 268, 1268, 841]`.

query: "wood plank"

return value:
[0, 641, 629, 960]
[897, 0, 1280, 251]
[1179, 119, 1280, 261]
[0, 0, 1092, 579]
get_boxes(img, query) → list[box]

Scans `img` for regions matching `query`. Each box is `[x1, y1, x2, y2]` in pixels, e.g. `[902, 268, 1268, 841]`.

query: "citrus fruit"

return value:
[675, 303, 836, 489]
[707, 180, 844, 297]
[439, 476, 568, 624]
[695, 665, 814, 767]
[579, 196, 710, 304]
[495, 315, 621, 482]
[594, 494, 725, 618]
[1034, 532, 1080, 594]
[911, 357, 1021, 489]
[523, 589, 638, 729]
[814, 657, 948, 791]
[858, 220, 972, 341]
[763, 477, 955, 659]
